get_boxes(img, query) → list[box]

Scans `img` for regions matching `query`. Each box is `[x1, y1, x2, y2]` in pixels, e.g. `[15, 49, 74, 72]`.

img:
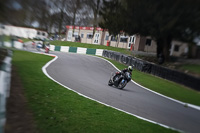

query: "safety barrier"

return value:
[0, 50, 12, 133]
[2, 42, 104, 56]
[102, 50, 200, 91]
[50, 45, 103, 56]
[1, 41, 24, 50]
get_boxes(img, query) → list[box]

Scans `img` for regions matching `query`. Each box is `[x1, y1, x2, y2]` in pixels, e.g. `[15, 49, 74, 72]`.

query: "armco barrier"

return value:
[102, 50, 200, 91]
[0, 50, 12, 133]
[2, 41, 24, 50]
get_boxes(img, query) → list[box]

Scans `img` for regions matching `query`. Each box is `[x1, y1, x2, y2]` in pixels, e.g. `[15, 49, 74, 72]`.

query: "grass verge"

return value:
[179, 64, 200, 74]
[2, 35, 32, 42]
[12, 50, 177, 133]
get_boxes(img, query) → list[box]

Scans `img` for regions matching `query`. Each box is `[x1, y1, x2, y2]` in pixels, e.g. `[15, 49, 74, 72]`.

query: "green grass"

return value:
[2, 35, 31, 42]
[179, 64, 200, 74]
[102, 57, 200, 106]
[12, 50, 178, 133]
[50, 40, 133, 55]
[21, 38, 32, 42]
[2, 35, 11, 42]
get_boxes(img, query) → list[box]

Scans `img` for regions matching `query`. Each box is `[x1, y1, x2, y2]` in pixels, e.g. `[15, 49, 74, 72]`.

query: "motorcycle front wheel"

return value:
[118, 80, 127, 89]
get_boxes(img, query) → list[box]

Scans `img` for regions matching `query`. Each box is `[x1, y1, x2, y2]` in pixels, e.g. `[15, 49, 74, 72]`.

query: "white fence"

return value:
[0, 25, 48, 40]
[0, 50, 12, 133]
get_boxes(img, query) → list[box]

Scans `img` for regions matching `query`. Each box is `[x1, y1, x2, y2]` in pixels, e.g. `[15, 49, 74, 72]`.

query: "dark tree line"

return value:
[99, 0, 200, 63]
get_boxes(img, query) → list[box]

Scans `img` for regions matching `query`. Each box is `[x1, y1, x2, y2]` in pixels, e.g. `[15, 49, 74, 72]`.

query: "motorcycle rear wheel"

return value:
[108, 79, 113, 86]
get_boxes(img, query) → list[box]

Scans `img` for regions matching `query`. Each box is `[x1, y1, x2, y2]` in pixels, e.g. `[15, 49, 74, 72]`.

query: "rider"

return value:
[113, 66, 133, 80]
[121, 66, 133, 75]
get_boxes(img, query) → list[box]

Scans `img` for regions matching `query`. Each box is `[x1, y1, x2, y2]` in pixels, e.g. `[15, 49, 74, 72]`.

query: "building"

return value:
[66, 25, 104, 45]
[65, 25, 188, 57]
[0, 25, 48, 40]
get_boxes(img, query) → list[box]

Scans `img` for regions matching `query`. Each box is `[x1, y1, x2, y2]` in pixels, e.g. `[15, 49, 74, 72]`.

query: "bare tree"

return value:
[67, 0, 83, 35]
[50, 0, 71, 35]
[88, 0, 101, 36]
[81, 0, 103, 37]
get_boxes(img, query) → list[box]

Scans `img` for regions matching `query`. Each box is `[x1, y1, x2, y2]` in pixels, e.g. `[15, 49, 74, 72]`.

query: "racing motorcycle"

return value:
[108, 71, 132, 89]
[45, 44, 50, 53]
[36, 41, 43, 51]
[36, 41, 50, 53]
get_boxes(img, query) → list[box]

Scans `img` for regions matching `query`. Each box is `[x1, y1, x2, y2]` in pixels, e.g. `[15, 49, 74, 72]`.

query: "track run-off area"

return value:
[42, 51, 200, 133]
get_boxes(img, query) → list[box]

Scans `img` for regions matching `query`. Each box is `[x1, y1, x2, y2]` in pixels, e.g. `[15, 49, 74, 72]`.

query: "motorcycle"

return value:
[36, 41, 50, 53]
[36, 42, 43, 51]
[108, 71, 132, 89]
[45, 45, 50, 53]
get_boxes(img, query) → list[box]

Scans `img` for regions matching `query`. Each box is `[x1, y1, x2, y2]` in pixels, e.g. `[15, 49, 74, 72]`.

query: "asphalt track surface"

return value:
[40, 51, 200, 133]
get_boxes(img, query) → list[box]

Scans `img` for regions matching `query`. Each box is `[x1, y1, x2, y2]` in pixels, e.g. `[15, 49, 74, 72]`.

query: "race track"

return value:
[45, 51, 200, 133]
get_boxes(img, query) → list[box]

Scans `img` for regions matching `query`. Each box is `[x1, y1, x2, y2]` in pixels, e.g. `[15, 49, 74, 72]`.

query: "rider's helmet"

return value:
[128, 66, 133, 72]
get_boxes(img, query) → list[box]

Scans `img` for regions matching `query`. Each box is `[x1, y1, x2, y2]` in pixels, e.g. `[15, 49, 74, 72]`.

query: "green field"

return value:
[179, 64, 200, 74]
[12, 50, 178, 133]
[2, 35, 31, 42]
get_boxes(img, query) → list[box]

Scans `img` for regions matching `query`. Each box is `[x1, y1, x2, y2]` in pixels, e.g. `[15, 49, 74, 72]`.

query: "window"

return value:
[129, 37, 135, 43]
[73, 32, 78, 38]
[105, 34, 109, 40]
[81, 33, 84, 38]
[93, 33, 100, 44]
[120, 36, 128, 43]
[111, 35, 118, 41]
[42, 32, 45, 36]
[128, 36, 135, 47]
[37, 31, 40, 35]
[174, 45, 179, 52]
[87, 33, 93, 39]
[146, 39, 152, 46]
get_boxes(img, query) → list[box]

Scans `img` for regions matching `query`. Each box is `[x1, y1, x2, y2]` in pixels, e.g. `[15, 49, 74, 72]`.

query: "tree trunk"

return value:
[72, 8, 77, 36]
[92, 0, 100, 37]
[156, 38, 164, 64]
[163, 36, 172, 62]
[93, 10, 97, 37]
[156, 36, 172, 64]
[163, 40, 170, 62]
[58, 10, 64, 36]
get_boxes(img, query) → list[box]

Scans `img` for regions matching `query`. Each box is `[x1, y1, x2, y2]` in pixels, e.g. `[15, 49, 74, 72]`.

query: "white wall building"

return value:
[0, 25, 48, 40]
[65, 25, 189, 57]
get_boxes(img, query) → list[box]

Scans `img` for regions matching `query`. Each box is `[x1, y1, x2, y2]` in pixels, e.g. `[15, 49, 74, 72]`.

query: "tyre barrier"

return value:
[49, 45, 104, 56]
[102, 50, 200, 91]
[0, 50, 12, 133]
